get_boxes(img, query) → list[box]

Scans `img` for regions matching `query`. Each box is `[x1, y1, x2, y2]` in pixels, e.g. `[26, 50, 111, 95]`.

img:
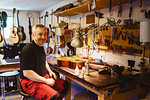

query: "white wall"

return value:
[41, 0, 150, 69]
[0, 9, 40, 45]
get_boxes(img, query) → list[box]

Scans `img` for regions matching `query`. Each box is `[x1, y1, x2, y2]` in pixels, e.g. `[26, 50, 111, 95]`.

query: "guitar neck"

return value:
[12, 8, 16, 28]
[17, 10, 20, 27]
[12, 14, 14, 28]
[51, 9, 53, 25]
[44, 16, 46, 26]
[44, 11, 48, 26]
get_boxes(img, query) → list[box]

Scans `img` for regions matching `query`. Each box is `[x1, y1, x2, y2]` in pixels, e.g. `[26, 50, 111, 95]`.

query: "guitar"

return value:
[9, 8, 20, 43]
[44, 11, 50, 55]
[57, 57, 85, 69]
[0, 11, 7, 43]
[28, 13, 32, 42]
[17, 10, 26, 41]
[0, 11, 7, 28]
[0, 27, 3, 43]
[44, 11, 48, 26]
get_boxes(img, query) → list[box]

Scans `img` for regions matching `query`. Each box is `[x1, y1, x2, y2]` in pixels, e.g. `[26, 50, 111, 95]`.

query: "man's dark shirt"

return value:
[20, 41, 47, 79]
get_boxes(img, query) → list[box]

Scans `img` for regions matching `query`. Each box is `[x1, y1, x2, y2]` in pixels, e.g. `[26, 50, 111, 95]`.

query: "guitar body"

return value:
[17, 10, 26, 41]
[0, 27, 3, 43]
[19, 26, 26, 41]
[9, 26, 20, 43]
[0, 34, 3, 43]
[57, 57, 85, 69]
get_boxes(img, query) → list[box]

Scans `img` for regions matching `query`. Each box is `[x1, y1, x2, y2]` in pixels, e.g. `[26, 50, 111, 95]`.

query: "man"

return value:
[20, 24, 68, 100]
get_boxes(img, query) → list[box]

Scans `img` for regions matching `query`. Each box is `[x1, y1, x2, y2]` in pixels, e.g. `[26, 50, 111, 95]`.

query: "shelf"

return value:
[54, 3, 89, 16]
[54, 0, 134, 17]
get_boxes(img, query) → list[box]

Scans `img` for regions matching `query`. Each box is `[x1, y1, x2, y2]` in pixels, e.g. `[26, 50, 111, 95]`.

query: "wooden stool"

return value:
[0, 70, 19, 100]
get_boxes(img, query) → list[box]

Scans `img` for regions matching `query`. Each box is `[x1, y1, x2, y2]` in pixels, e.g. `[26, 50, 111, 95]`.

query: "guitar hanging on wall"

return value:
[17, 10, 26, 42]
[0, 27, 3, 43]
[9, 8, 20, 43]
[44, 11, 51, 55]
[0, 11, 7, 43]
[27, 13, 32, 42]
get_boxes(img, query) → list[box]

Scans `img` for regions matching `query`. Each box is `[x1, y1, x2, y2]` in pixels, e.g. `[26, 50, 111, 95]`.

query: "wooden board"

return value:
[54, 0, 136, 16]
[86, 14, 95, 24]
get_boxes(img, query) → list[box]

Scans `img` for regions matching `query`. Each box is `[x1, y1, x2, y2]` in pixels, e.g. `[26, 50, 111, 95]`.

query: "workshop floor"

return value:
[1, 81, 146, 100]
[0, 92, 22, 100]
[0, 81, 87, 100]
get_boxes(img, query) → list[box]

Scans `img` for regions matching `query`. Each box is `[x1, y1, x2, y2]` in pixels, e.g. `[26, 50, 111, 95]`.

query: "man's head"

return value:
[32, 24, 47, 47]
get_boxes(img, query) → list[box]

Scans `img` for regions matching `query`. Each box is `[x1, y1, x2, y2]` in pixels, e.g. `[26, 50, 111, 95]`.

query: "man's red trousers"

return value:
[21, 74, 67, 100]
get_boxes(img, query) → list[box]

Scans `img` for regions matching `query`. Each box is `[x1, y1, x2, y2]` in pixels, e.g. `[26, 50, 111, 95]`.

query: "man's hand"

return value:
[45, 78, 55, 86]
[49, 72, 57, 80]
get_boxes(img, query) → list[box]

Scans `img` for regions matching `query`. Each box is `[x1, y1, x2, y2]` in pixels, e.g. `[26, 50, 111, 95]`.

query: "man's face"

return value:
[32, 27, 47, 46]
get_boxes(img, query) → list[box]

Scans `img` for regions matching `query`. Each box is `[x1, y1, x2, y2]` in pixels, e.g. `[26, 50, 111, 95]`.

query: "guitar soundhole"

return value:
[12, 30, 16, 36]
[12, 30, 15, 33]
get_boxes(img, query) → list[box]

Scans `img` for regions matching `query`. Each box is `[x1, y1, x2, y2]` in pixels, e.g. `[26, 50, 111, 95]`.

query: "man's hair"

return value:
[32, 24, 47, 34]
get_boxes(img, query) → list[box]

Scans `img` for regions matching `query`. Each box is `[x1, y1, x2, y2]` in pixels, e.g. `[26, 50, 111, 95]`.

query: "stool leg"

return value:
[1, 77, 5, 100]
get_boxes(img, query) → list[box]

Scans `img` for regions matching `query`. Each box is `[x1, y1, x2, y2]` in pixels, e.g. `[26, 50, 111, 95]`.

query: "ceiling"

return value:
[0, 0, 63, 11]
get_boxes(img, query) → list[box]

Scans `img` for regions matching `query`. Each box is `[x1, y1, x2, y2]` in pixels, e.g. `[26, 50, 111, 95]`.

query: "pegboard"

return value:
[82, 25, 150, 58]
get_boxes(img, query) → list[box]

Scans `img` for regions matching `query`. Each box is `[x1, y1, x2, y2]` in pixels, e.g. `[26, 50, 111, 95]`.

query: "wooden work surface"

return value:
[0, 58, 20, 72]
[52, 64, 118, 90]
[48, 63, 120, 99]
[0, 57, 149, 100]
[47, 57, 149, 100]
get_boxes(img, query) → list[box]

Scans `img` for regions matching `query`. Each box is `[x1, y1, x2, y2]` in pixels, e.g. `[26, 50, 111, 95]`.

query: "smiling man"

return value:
[20, 24, 68, 100]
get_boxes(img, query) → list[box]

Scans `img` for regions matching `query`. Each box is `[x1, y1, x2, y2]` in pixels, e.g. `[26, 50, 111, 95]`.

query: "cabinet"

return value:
[54, 0, 134, 17]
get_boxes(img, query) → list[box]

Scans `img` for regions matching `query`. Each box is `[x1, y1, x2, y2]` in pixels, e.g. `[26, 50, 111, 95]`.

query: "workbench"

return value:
[0, 58, 149, 100]
[47, 57, 149, 100]
[0, 58, 20, 73]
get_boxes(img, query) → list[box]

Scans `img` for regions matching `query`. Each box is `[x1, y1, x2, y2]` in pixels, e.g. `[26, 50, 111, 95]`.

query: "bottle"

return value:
[75, 63, 80, 76]
[85, 61, 89, 75]
[79, 67, 85, 79]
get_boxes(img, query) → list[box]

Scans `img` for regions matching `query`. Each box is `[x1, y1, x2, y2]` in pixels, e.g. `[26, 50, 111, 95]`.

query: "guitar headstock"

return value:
[45, 11, 49, 17]
[13, 8, 16, 15]
[17, 10, 19, 15]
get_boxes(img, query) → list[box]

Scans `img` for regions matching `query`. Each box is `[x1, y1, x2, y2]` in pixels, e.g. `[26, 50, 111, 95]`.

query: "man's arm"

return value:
[46, 61, 53, 73]
[23, 70, 55, 86]
[45, 61, 57, 80]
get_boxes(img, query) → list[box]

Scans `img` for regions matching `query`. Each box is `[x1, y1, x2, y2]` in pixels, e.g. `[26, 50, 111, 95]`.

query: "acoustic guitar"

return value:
[0, 11, 7, 28]
[43, 11, 51, 55]
[57, 57, 85, 69]
[17, 10, 26, 41]
[9, 8, 20, 43]
[0, 27, 3, 43]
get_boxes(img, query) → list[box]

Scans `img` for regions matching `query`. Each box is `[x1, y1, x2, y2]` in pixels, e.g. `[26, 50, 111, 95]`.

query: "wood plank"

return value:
[64, 77, 71, 100]
[48, 63, 119, 96]
[48, 58, 149, 100]
[54, 0, 136, 17]
[55, 3, 88, 16]
[0, 60, 20, 72]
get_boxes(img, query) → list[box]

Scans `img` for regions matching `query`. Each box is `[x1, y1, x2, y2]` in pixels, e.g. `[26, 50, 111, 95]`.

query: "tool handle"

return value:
[139, 0, 142, 7]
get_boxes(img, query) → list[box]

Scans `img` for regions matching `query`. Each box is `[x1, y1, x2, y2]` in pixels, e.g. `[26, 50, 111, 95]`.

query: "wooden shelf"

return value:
[54, 0, 134, 17]
[54, 3, 88, 16]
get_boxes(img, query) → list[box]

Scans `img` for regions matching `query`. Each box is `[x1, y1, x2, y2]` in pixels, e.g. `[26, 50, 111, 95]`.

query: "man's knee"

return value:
[61, 81, 69, 95]
[50, 93, 61, 100]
